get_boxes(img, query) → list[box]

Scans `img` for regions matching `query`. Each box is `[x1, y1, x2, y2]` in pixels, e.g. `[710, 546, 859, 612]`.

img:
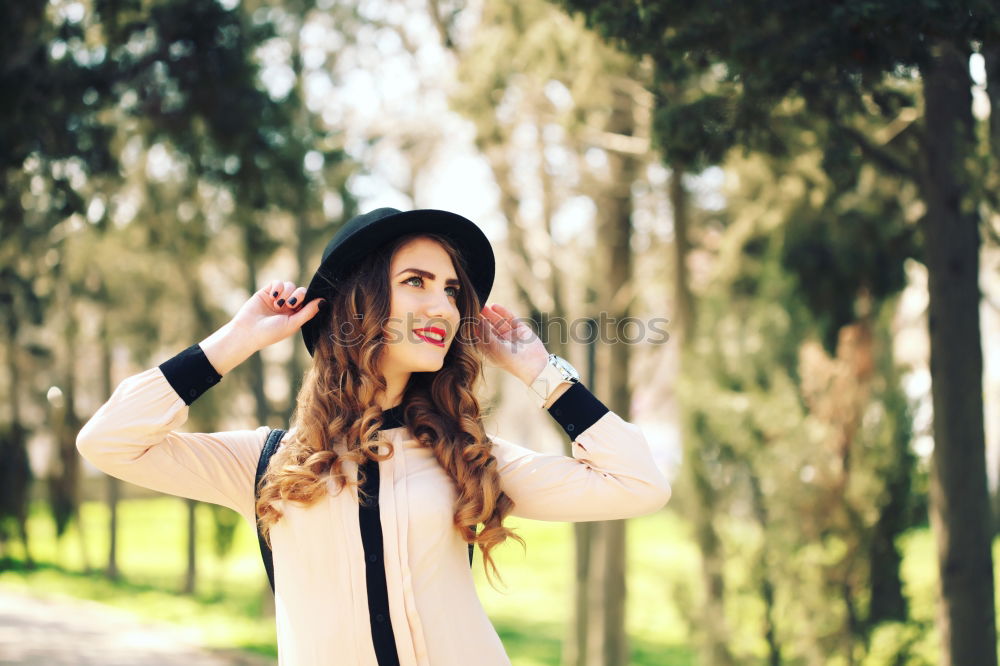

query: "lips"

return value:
[413, 327, 446, 348]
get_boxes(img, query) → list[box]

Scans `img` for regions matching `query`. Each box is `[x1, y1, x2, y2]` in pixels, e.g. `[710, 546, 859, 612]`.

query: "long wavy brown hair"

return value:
[255, 231, 524, 589]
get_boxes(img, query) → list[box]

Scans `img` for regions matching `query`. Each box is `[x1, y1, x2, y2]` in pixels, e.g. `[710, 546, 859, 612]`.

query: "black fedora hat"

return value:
[299, 207, 495, 356]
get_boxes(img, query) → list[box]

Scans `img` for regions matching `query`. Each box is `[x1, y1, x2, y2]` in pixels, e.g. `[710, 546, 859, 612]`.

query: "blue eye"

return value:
[403, 275, 460, 299]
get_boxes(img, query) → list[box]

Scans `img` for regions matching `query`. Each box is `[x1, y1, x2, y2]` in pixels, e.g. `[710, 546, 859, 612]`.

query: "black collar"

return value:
[379, 403, 405, 430]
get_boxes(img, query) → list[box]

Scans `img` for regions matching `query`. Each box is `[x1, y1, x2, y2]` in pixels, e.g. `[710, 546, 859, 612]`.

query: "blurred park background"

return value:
[3, 0, 1000, 665]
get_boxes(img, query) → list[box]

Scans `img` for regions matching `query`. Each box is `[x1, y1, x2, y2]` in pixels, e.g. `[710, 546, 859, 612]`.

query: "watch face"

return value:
[551, 355, 580, 381]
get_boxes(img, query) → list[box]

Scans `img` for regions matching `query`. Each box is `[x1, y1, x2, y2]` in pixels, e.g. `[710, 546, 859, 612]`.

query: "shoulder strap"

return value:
[256, 428, 286, 594]
[256, 427, 476, 589]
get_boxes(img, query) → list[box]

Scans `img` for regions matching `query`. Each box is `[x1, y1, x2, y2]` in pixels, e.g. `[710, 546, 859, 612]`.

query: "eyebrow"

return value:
[395, 267, 461, 287]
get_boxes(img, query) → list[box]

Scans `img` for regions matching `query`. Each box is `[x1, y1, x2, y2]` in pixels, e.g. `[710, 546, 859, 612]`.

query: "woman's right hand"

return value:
[230, 280, 326, 352]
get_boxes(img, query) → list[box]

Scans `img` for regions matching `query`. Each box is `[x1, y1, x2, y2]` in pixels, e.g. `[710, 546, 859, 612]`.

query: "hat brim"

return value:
[300, 209, 495, 357]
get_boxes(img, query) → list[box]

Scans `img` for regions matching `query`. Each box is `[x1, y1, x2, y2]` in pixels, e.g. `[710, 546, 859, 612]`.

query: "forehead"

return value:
[390, 237, 457, 275]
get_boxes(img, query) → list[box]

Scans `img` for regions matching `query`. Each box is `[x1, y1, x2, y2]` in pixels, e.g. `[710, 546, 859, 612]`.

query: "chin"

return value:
[422, 358, 447, 372]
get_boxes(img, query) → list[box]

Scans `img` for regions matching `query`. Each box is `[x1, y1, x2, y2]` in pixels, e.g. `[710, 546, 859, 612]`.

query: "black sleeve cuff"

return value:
[546, 382, 610, 439]
[158, 343, 223, 405]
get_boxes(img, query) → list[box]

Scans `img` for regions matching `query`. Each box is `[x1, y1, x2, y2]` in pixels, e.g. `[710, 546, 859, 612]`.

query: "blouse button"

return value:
[206, 376, 215, 384]
[368, 553, 378, 563]
[567, 424, 575, 432]
[375, 614, 385, 623]
[552, 408, 562, 416]
[188, 388, 197, 398]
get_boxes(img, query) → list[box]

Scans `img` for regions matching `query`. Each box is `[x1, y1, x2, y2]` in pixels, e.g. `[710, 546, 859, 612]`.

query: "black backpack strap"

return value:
[256, 427, 475, 586]
[256, 428, 286, 594]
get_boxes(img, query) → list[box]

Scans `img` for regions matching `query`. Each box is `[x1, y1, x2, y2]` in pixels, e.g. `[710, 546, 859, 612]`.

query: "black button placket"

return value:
[359, 404, 405, 666]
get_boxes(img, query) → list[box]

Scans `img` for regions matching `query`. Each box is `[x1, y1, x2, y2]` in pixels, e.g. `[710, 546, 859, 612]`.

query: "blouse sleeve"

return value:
[75, 344, 268, 526]
[490, 382, 671, 522]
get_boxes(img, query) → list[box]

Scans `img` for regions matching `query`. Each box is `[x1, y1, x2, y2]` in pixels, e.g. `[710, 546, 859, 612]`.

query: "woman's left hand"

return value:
[477, 304, 549, 385]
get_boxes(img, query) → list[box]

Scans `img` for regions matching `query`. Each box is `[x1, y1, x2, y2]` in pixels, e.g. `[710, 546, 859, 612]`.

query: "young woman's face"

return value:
[380, 236, 463, 376]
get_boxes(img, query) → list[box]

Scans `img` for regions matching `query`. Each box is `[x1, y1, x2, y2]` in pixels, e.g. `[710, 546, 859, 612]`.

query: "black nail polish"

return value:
[277, 298, 285, 306]
[272, 291, 278, 297]
[289, 297, 297, 305]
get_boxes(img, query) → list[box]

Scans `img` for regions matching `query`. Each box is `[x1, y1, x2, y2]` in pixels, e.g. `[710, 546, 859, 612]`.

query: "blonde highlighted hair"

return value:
[255, 232, 523, 589]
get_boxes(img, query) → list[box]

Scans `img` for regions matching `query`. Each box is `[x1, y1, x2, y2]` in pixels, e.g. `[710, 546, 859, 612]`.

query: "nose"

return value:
[422, 289, 457, 330]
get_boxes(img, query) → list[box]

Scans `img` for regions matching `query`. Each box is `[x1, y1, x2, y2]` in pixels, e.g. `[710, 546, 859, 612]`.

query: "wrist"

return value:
[200, 321, 257, 376]
[515, 354, 549, 387]
[525, 353, 580, 408]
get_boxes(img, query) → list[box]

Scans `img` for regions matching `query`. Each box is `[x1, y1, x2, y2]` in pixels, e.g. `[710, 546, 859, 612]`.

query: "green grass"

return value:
[0, 498, 694, 664]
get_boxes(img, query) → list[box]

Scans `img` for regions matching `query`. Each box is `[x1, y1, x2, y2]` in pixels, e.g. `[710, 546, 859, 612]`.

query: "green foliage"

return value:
[559, 0, 997, 144]
[663, 141, 926, 662]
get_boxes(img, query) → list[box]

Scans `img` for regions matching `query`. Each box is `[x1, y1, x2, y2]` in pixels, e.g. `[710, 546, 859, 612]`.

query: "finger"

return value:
[475, 312, 496, 343]
[264, 281, 285, 310]
[286, 286, 307, 309]
[480, 305, 505, 328]
[492, 304, 522, 334]
[483, 304, 514, 336]
[275, 281, 296, 308]
[496, 305, 535, 342]
[291, 296, 325, 324]
[491, 303, 517, 319]
[483, 314, 514, 343]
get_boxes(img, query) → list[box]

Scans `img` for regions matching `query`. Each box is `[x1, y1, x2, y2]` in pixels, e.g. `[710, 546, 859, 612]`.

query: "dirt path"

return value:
[0, 587, 276, 665]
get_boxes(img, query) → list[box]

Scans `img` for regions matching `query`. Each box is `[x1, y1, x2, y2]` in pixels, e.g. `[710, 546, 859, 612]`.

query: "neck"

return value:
[376, 370, 411, 411]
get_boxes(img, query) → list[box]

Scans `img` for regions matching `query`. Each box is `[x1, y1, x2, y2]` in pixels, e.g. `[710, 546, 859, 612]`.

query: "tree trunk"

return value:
[583, 84, 640, 666]
[100, 317, 121, 581]
[746, 472, 781, 666]
[687, 441, 736, 666]
[54, 274, 89, 572]
[672, 166, 734, 665]
[921, 40, 997, 666]
[565, 318, 598, 666]
[867, 319, 912, 627]
[183, 498, 197, 594]
[2, 313, 33, 568]
[669, 166, 695, 345]
[984, 43, 1000, 165]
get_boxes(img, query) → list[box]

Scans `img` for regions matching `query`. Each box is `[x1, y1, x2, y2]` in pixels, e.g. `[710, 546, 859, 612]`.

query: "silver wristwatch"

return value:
[529, 354, 580, 407]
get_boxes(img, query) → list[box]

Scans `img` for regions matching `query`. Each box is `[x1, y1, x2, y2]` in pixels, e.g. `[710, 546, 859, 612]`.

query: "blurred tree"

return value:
[678, 136, 922, 663]
[558, 2, 1000, 663]
[1, 0, 359, 598]
[0, 0, 117, 568]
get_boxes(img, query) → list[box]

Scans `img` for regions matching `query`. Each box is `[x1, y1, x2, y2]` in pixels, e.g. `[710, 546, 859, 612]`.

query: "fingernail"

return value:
[289, 297, 297, 305]
[272, 291, 278, 297]
[277, 298, 285, 306]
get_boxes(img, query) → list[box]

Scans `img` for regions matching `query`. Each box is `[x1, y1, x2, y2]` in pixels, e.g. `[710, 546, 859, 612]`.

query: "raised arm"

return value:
[76, 280, 325, 525]
[476, 303, 670, 522]
[490, 382, 671, 522]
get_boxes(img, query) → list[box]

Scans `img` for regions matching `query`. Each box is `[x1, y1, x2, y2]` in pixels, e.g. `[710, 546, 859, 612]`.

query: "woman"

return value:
[77, 207, 670, 666]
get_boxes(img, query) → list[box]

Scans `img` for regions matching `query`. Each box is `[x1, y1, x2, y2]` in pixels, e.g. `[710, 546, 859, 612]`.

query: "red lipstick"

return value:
[413, 327, 446, 348]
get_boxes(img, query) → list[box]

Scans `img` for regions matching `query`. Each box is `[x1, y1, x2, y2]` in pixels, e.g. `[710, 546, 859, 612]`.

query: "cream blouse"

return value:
[76, 344, 671, 666]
